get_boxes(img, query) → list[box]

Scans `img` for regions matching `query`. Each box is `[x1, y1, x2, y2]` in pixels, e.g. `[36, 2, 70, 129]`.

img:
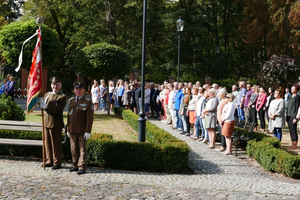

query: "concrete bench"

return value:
[0, 120, 43, 146]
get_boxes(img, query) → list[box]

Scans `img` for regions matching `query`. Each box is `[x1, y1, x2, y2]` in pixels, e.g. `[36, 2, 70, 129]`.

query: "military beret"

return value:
[73, 81, 87, 89]
[50, 76, 63, 84]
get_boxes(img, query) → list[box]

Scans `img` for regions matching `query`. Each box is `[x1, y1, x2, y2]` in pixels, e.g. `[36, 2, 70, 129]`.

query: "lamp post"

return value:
[138, 0, 147, 142]
[176, 16, 184, 82]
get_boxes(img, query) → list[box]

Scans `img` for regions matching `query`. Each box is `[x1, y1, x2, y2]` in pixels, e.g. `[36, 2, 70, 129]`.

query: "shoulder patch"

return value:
[85, 97, 91, 101]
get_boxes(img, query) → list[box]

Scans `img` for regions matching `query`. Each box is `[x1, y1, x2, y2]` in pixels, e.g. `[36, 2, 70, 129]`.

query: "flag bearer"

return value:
[40, 77, 67, 169]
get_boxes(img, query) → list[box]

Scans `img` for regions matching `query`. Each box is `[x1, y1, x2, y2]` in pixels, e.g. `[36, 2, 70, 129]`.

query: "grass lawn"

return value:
[25, 110, 138, 142]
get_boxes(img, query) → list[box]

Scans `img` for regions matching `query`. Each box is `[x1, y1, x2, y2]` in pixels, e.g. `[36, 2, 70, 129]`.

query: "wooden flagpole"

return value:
[36, 17, 46, 170]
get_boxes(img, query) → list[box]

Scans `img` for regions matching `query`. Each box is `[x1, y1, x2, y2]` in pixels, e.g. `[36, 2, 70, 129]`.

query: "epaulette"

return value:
[59, 92, 66, 96]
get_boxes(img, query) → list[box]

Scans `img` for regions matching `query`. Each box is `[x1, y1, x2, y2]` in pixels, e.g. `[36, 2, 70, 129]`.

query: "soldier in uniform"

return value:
[67, 81, 94, 175]
[40, 77, 67, 169]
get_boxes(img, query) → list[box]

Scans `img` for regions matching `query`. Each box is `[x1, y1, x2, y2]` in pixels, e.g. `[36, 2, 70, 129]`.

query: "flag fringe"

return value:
[26, 89, 41, 114]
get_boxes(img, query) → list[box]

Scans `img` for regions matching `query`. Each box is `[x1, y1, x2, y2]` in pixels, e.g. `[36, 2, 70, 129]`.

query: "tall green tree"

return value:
[0, 20, 62, 70]
[78, 43, 132, 79]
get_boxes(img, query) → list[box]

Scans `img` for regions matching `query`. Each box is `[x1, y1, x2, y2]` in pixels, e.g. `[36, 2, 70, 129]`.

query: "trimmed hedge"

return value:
[0, 108, 190, 173]
[107, 107, 190, 172]
[246, 134, 300, 179]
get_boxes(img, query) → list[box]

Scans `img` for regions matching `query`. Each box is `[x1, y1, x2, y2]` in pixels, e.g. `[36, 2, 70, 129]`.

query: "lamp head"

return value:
[176, 16, 184, 32]
[35, 16, 43, 27]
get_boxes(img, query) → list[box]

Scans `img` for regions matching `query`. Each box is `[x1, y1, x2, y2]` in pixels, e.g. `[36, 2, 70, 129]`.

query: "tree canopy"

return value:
[0, 0, 24, 28]
[0, 0, 298, 86]
[0, 20, 62, 71]
[78, 43, 132, 79]
[263, 55, 298, 87]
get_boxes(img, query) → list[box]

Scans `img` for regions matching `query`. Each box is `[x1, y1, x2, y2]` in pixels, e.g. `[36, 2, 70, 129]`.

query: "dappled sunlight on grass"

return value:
[24, 110, 137, 142]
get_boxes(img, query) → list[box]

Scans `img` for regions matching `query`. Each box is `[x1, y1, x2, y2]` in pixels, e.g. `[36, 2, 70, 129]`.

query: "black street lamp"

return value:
[176, 16, 184, 82]
[138, 0, 147, 142]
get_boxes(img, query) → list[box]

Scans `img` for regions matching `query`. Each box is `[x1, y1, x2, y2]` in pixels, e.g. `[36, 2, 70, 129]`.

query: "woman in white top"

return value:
[164, 83, 173, 124]
[220, 93, 236, 155]
[108, 81, 115, 113]
[188, 88, 198, 137]
[168, 84, 175, 125]
[91, 80, 100, 110]
[159, 85, 165, 120]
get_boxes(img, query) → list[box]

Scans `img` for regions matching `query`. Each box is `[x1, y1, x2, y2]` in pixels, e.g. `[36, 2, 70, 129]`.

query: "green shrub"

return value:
[252, 131, 270, 141]
[282, 155, 300, 178]
[0, 94, 25, 120]
[88, 123, 189, 172]
[113, 107, 190, 172]
[246, 135, 300, 179]
[261, 137, 281, 148]
[0, 108, 189, 173]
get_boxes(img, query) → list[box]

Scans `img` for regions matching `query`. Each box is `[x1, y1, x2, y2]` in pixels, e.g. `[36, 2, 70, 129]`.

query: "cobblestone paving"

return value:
[0, 118, 299, 199]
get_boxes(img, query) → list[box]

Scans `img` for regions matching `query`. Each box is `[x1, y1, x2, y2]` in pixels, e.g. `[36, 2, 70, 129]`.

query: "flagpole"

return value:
[36, 17, 45, 170]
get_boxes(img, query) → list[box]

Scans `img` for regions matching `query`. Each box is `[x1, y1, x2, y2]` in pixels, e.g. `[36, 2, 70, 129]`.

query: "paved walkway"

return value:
[2, 100, 300, 199]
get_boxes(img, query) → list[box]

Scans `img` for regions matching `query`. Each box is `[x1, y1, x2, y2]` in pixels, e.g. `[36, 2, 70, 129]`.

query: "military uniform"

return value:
[67, 82, 94, 172]
[44, 77, 67, 168]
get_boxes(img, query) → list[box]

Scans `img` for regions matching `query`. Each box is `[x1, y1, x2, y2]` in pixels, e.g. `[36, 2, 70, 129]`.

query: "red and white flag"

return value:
[26, 29, 42, 113]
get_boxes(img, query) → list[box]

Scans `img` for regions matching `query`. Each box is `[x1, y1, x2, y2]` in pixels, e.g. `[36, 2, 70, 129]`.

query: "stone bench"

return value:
[0, 120, 43, 146]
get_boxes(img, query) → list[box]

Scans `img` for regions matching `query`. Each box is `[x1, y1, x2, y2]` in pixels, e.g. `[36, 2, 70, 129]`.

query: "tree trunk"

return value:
[105, 0, 117, 45]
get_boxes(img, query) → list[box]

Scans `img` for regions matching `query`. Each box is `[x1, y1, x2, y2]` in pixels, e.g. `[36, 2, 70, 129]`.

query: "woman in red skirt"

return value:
[220, 93, 236, 155]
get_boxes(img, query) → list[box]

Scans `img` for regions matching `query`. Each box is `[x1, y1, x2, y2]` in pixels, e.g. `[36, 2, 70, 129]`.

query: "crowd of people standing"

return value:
[232, 81, 299, 153]
[93, 79, 234, 154]
[92, 78, 300, 155]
